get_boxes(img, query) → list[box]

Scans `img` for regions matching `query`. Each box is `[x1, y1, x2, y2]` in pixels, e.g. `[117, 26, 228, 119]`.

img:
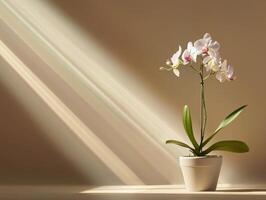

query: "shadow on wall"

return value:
[47, 0, 266, 185]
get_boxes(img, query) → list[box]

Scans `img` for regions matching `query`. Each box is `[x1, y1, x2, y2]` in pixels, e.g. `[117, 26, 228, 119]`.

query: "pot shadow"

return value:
[216, 188, 266, 192]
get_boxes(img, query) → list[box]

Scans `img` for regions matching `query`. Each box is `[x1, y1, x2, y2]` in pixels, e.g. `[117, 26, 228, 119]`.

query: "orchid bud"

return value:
[166, 60, 172, 66]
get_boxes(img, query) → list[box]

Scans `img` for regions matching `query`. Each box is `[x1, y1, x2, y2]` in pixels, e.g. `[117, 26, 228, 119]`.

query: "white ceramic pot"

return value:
[179, 155, 222, 191]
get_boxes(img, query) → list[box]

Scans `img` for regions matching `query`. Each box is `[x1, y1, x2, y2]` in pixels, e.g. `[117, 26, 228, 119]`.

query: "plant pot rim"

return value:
[180, 155, 222, 159]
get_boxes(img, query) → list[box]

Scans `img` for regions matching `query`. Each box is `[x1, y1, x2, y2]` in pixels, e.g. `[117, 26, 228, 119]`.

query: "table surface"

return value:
[0, 185, 265, 200]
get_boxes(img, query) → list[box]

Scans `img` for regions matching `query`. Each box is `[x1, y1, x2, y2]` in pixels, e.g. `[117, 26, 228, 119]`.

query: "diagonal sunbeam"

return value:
[0, 40, 144, 185]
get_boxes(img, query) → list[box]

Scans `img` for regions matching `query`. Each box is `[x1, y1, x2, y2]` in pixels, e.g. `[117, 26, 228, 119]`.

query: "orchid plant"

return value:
[161, 33, 249, 156]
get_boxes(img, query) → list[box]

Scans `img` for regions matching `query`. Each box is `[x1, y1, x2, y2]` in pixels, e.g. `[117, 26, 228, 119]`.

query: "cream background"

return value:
[0, 0, 266, 186]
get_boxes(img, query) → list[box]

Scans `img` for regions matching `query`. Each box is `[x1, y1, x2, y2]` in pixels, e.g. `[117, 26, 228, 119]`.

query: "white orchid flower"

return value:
[160, 34, 237, 82]
[182, 42, 197, 65]
[170, 45, 182, 77]
[204, 57, 220, 72]
[194, 33, 220, 56]
[161, 45, 182, 77]
[216, 60, 236, 82]
[203, 48, 221, 72]
[170, 45, 182, 67]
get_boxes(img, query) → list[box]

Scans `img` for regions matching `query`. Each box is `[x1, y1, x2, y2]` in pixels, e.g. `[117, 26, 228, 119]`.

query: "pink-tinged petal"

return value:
[194, 39, 206, 53]
[189, 46, 197, 62]
[181, 49, 188, 60]
[173, 69, 180, 77]
[182, 59, 189, 65]
[226, 65, 235, 80]
[181, 49, 190, 64]
[227, 65, 233, 75]
[229, 76, 237, 81]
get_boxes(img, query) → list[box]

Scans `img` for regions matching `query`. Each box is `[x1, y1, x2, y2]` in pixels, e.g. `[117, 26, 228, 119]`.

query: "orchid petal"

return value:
[173, 68, 180, 77]
[182, 49, 189, 58]
[227, 65, 234, 75]
[176, 45, 182, 57]
[227, 65, 235, 80]
[181, 49, 190, 65]
[171, 45, 182, 66]
[194, 39, 206, 53]
[208, 48, 216, 57]
[203, 33, 212, 42]
[209, 41, 220, 51]
[208, 49, 221, 63]
[205, 57, 219, 72]
[220, 59, 227, 71]
[190, 46, 197, 54]
[216, 72, 226, 82]
[187, 41, 193, 50]
[191, 51, 197, 62]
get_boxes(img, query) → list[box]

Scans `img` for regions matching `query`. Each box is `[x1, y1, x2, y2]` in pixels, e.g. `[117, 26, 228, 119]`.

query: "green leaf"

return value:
[182, 105, 199, 150]
[202, 140, 249, 155]
[215, 105, 247, 133]
[166, 140, 197, 154]
[166, 140, 193, 149]
[202, 105, 247, 147]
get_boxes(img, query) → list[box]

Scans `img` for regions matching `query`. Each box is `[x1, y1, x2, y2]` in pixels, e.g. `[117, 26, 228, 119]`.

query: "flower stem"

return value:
[199, 65, 207, 153]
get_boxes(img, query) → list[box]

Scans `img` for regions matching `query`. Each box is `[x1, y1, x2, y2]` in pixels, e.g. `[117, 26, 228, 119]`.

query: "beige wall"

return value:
[0, 0, 266, 186]
[48, 0, 266, 185]
[0, 56, 124, 185]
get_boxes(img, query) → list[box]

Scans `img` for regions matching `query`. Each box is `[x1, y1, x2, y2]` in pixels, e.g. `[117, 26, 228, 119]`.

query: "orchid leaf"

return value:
[166, 140, 193, 150]
[202, 105, 247, 147]
[182, 105, 199, 151]
[202, 140, 249, 155]
[214, 105, 247, 133]
[166, 140, 197, 155]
